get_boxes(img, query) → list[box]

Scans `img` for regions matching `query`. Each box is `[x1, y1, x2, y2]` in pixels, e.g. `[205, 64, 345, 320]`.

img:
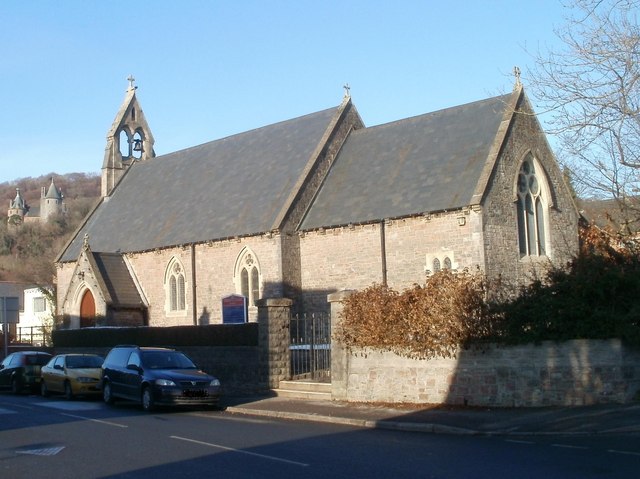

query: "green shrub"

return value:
[497, 248, 640, 346]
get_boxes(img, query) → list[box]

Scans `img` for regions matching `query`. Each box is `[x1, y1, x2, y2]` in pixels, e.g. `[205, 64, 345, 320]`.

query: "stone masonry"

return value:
[329, 294, 640, 407]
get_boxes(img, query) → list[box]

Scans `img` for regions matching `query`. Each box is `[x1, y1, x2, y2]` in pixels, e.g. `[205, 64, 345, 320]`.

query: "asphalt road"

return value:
[1, 391, 639, 478]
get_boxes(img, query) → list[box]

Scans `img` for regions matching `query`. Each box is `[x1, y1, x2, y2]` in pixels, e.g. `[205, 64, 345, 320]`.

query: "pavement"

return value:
[221, 395, 640, 436]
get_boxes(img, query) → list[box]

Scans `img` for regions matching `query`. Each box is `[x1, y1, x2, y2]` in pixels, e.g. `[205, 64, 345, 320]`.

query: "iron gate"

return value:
[289, 312, 331, 382]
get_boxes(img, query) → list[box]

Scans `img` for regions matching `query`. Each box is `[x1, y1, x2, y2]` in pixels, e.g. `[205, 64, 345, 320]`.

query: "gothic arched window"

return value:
[432, 258, 441, 273]
[166, 258, 186, 312]
[235, 248, 261, 306]
[443, 257, 452, 270]
[516, 154, 549, 257]
[119, 129, 131, 158]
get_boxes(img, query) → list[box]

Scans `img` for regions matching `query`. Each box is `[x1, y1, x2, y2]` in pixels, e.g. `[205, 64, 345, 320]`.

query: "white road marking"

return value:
[608, 449, 640, 457]
[170, 435, 309, 467]
[187, 412, 273, 424]
[37, 401, 103, 411]
[552, 444, 589, 449]
[505, 439, 535, 444]
[0, 407, 17, 414]
[60, 413, 128, 428]
[16, 446, 65, 456]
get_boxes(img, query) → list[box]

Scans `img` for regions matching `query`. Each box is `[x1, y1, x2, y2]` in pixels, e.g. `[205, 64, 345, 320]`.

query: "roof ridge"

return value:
[152, 105, 343, 159]
[363, 93, 514, 131]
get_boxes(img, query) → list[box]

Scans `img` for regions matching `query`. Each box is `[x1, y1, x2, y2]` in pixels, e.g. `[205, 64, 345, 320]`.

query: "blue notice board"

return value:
[222, 294, 247, 324]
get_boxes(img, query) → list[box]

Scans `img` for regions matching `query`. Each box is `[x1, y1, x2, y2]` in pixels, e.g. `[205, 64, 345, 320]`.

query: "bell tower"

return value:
[101, 75, 156, 197]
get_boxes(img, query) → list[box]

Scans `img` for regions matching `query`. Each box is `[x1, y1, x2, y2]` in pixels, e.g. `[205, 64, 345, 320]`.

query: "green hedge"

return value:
[52, 323, 259, 348]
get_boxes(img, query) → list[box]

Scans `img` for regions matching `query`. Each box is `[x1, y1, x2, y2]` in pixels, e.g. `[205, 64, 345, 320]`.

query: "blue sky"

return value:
[0, 0, 567, 184]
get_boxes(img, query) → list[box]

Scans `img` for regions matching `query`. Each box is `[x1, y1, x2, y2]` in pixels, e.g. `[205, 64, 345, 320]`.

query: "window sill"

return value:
[519, 254, 550, 263]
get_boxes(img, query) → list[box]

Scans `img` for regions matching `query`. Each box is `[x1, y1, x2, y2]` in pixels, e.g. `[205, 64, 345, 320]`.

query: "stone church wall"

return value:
[192, 235, 283, 324]
[56, 262, 75, 312]
[298, 212, 485, 311]
[125, 234, 284, 326]
[126, 247, 189, 327]
[481, 97, 579, 287]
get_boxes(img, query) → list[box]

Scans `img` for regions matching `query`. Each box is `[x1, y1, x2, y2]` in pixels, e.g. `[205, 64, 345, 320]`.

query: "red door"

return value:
[80, 290, 95, 328]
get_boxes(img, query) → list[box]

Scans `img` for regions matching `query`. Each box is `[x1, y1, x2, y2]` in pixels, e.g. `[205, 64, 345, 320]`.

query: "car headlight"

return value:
[155, 379, 177, 387]
[76, 377, 98, 383]
[209, 379, 220, 387]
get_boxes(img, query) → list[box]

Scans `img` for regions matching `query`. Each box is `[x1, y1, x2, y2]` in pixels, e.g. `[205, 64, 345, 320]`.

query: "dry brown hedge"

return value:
[336, 269, 500, 359]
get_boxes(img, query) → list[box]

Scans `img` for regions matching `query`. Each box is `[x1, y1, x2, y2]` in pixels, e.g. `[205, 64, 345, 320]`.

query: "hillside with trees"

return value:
[0, 172, 101, 285]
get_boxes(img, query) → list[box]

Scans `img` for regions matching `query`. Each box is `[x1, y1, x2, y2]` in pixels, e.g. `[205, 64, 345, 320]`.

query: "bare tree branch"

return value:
[527, 0, 640, 234]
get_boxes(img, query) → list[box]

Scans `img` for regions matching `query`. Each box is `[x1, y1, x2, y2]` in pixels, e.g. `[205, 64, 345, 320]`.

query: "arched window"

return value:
[443, 257, 452, 270]
[516, 154, 549, 256]
[165, 258, 186, 312]
[118, 129, 131, 158]
[432, 258, 441, 273]
[235, 248, 261, 306]
[426, 252, 457, 276]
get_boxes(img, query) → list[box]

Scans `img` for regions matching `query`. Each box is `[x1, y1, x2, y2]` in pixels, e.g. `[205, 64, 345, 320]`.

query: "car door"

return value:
[0, 354, 15, 387]
[50, 356, 66, 393]
[122, 351, 144, 401]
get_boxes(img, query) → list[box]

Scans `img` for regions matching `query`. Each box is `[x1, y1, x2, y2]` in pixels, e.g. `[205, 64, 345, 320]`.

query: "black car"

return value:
[0, 351, 52, 394]
[101, 345, 221, 411]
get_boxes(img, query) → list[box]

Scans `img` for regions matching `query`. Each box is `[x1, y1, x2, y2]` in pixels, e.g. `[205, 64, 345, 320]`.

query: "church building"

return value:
[55, 76, 580, 328]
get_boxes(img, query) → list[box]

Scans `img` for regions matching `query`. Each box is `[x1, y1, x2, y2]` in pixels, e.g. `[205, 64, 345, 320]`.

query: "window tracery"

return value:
[166, 258, 186, 312]
[235, 249, 261, 306]
[516, 154, 549, 257]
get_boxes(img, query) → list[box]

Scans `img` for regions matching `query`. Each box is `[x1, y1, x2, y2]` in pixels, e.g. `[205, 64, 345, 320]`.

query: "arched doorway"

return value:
[80, 289, 96, 328]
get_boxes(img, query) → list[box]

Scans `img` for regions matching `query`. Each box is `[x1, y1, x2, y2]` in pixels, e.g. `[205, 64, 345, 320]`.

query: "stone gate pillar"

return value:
[328, 290, 354, 401]
[256, 297, 292, 389]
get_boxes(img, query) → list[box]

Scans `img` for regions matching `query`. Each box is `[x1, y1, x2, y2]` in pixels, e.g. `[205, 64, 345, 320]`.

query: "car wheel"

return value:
[141, 386, 154, 412]
[64, 381, 74, 400]
[41, 381, 49, 397]
[103, 381, 114, 405]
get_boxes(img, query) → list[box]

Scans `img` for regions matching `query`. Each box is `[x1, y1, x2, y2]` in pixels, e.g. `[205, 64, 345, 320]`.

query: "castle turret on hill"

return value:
[7, 177, 66, 225]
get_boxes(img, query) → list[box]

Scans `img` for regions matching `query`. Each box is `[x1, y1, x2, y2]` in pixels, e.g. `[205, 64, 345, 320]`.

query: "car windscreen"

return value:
[141, 351, 197, 370]
[66, 355, 103, 368]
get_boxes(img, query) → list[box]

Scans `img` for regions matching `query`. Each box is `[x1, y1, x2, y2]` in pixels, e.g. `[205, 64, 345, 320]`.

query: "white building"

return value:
[18, 287, 53, 345]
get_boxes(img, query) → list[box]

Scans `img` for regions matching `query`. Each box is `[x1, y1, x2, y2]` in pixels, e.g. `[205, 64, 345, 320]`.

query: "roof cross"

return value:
[513, 66, 522, 89]
[127, 74, 137, 91]
[343, 83, 351, 99]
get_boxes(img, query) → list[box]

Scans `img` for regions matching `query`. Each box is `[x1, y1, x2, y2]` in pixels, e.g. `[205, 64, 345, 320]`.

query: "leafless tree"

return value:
[527, 0, 640, 235]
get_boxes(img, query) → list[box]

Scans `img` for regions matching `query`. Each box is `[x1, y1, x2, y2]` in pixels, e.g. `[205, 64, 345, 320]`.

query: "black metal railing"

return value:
[289, 312, 331, 382]
[16, 326, 50, 346]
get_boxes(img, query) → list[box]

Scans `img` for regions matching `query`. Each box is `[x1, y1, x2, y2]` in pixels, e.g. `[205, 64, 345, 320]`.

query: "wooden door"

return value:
[80, 290, 95, 328]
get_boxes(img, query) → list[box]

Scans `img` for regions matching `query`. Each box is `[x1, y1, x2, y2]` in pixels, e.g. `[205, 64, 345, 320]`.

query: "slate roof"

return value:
[90, 252, 144, 308]
[45, 179, 62, 200]
[300, 93, 512, 230]
[59, 106, 342, 262]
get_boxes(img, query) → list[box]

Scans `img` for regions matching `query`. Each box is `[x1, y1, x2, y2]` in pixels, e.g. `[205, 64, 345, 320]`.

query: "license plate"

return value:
[183, 389, 207, 398]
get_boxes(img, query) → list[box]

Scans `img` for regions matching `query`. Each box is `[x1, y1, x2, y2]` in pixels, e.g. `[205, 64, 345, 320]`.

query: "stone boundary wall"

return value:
[52, 299, 294, 397]
[332, 339, 640, 407]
